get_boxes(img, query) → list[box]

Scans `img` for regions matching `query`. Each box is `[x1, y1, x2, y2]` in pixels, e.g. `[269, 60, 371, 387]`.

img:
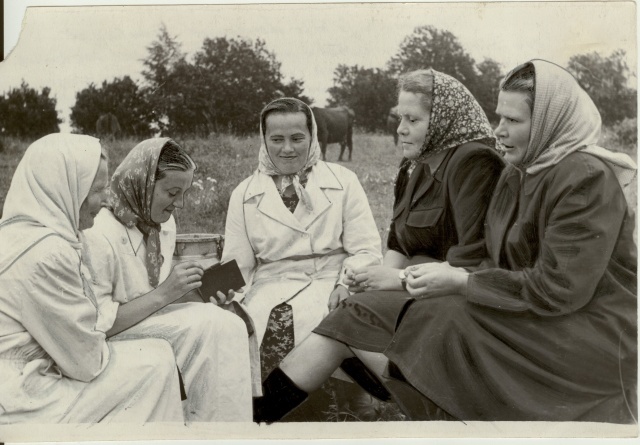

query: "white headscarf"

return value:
[523, 60, 636, 187]
[257, 99, 321, 211]
[0, 134, 102, 269]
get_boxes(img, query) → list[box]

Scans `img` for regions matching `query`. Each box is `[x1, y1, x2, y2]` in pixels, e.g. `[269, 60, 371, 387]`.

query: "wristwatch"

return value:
[398, 270, 407, 291]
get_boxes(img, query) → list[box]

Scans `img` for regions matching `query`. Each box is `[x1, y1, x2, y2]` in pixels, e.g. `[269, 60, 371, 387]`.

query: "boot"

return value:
[340, 357, 391, 402]
[253, 367, 308, 424]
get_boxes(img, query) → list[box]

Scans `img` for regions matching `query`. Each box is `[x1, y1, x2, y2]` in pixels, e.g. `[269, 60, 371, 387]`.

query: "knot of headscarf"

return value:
[521, 59, 636, 187]
[406, 70, 496, 173]
[109, 138, 170, 287]
[257, 102, 321, 212]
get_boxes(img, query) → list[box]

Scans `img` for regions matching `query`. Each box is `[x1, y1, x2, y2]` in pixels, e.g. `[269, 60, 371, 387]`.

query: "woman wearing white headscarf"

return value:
[252, 61, 637, 423]
[0, 134, 183, 423]
[222, 98, 382, 385]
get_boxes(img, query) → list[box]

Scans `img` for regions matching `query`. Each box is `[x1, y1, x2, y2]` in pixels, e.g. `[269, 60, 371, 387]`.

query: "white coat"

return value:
[222, 161, 382, 347]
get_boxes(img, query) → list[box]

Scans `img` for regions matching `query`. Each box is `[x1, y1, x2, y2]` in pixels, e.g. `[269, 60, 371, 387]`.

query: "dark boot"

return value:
[253, 367, 308, 424]
[340, 357, 391, 402]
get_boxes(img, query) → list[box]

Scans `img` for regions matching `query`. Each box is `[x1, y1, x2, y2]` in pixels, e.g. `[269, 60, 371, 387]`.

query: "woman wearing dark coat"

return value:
[253, 60, 637, 423]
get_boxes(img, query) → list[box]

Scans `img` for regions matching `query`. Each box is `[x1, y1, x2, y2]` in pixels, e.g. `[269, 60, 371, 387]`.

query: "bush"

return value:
[600, 118, 637, 158]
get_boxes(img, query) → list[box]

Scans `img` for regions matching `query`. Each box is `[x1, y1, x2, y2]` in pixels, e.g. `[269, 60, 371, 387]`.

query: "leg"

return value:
[338, 141, 345, 162]
[254, 333, 353, 423]
[280, 333, 353, 393]
[352, 348, 389, 379]
[61, 338, 183, 423]
[113, 303, 253, 422]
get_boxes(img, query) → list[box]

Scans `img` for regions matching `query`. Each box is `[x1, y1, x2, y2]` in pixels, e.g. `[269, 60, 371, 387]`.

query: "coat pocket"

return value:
[406, 207, 444, 228]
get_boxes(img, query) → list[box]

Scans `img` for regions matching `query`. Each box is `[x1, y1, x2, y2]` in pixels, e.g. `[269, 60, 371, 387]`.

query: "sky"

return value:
[1, 0, 637, 133]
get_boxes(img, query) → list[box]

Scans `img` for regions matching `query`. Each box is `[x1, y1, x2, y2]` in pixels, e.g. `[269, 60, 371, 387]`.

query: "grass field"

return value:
[1, 131, 405, 248]
[0, 129, 636, 421]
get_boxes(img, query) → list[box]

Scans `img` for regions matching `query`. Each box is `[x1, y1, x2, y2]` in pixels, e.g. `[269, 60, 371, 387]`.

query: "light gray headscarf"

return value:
[522, 59, 636, 187]
[257, 99, 321, 211]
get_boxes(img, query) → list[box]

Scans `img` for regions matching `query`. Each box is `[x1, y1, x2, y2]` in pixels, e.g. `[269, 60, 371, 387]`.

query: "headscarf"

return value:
[109, 137, 170, 287]
[0, 134, 102, 271]
[411, 69, 496, 168]
[257, 100, 321, 212]
[519, 59, 636, 186]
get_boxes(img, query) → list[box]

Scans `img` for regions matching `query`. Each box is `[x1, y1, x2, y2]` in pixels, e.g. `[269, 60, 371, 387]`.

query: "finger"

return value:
[354, 273, 368, 284]
[327, 295, 339, 311]
[215, 290, 228, 305]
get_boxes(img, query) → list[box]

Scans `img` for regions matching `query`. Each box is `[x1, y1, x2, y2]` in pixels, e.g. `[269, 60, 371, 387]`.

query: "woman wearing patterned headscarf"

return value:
[252, 70, 504, 423]
[84, 138, 253, 422]
[0, 134, 184, 423]
[255, 61, 637, 423]
[221, 98, 382, 395]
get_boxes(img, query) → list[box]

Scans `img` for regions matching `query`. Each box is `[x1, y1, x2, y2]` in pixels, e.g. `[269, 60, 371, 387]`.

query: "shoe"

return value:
[253, 367, 308, 424]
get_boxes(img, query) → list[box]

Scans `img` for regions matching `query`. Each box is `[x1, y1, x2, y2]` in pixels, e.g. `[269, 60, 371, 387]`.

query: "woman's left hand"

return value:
[404, 262, 469, 298]
[209, 288, 244, 306]
[328, 285, 350, 311]
[349, 266, 405, 292]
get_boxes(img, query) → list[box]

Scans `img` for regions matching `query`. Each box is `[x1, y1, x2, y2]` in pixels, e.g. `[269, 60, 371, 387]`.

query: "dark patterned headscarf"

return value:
[411, 70, 495, 168]
[109, 138, 169, 287]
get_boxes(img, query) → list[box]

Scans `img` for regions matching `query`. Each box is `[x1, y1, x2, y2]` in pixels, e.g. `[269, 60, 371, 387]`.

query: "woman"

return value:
[222, 97, 382, 383]
[344, 69, 503, 292]
[0, 134, 183, 423]
[255, 60, 638, 423]
[84, 138, 253, 422]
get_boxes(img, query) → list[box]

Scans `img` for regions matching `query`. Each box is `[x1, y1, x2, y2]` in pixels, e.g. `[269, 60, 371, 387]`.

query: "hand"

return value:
[348, 266, 404, 292]
[159, 261, 204, 303]
[328, 285, 350, 311]
[404, 262, 469, 299]
[209, 288, 244, 306]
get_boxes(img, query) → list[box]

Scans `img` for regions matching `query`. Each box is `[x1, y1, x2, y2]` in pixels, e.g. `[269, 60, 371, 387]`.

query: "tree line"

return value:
[0, 24, 636, 140]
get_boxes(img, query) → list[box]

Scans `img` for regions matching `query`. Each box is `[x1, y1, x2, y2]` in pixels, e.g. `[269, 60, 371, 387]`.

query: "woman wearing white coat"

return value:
[222, 98, 382, 385]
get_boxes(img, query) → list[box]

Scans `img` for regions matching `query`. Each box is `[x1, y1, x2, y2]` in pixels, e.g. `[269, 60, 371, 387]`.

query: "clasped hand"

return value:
[403, 262, 469, 298]
[343, 265, 404, 292]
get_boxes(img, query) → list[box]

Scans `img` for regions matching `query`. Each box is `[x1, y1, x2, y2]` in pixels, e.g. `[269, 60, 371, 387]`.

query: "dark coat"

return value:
[388, 141, 504, 266]
[387, 152, 637, 422]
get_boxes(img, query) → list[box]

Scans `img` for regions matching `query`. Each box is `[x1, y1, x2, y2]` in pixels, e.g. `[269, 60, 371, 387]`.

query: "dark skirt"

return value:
[314, 291, 637, 422]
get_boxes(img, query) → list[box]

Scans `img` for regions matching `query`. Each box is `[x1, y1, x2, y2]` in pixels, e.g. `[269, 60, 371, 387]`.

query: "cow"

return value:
[387, 106, 400, 146]
[96, 113, 122, 140]
[311, 106, 355, 162]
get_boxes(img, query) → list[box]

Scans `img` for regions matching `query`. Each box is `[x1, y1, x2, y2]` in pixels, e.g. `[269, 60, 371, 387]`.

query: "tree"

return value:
[0, 81, 62, 139]
[388, 26, 478, 87]
[387, 26, 502, 122]
[327, 64, 397, 132]
[70, 76, 153, 137]
[140, 29, 310, 135]
[140, 23, 186, 133]
[474, 58, 503, 123]
[567, 50, 637, 125]
[192, 36, 312, 134]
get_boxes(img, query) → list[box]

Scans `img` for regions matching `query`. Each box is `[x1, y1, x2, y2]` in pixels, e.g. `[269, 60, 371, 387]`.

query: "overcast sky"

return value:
[1, 0, 637, 133]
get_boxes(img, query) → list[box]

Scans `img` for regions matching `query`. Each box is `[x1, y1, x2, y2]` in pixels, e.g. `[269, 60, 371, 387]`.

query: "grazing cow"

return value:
[96, 113, 122, 140]
[312, 106, 355, 161]
[387, 106, 400, 146]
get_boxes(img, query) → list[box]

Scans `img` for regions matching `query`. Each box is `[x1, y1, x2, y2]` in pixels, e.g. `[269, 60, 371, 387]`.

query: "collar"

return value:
[244, 161, 343, 202]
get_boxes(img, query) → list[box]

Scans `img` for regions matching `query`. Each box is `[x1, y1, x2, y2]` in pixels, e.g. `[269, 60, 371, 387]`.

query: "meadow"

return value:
[0, 129, 635, 421]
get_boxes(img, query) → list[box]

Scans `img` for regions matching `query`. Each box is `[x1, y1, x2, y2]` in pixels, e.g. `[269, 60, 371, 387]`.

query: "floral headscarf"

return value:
[412, 69, 496, 167]
[109, 138, 170, 287]
[257, 99, 321, 211]
[520, 59, 636, 186]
